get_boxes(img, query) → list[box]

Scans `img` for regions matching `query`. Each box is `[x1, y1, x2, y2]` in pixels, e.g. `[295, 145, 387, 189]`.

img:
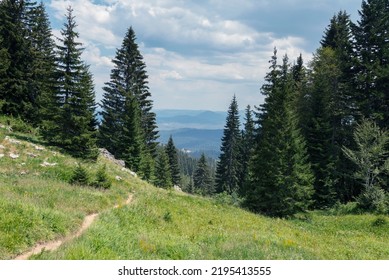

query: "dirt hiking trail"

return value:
[14, 194, 133, 260]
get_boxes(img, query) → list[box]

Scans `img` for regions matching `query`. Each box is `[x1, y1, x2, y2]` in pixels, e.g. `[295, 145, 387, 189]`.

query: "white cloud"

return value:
[47, 0, 360, 110]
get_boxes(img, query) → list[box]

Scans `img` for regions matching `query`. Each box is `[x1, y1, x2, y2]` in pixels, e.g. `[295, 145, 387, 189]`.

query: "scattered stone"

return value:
[0, 124, 12, 132]
[0, 144, 5, 149]
[115, 176, 123, 181]
[9, 153, 19, 159]
[27, 152, 38, 158]
[121, 167, 138, 177]
[99, 148, 125, 167]
[40, 161, 57, 167]
[5, 136, 21, 145]
[34, 145, 45, 151]
[173, 185, 182, 192]
[20, 170, 28, 175]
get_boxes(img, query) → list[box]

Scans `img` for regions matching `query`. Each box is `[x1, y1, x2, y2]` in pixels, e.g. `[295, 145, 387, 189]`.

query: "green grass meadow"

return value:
[1, 122, 389, 260]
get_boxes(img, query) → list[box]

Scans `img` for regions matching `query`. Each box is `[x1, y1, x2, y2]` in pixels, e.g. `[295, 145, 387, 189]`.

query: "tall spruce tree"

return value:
[0, 33, 10, 108]
[99, 27, 158, 157]
[99, 27, 157, 174]
[240, 105, 255, 197]
[28, 2, 57, 125]
[121, 96, 145, 172]
[304, 48, 340, 208]
[42, 6, 97, 159]
[165, 136, 181, 186]
[215, 95, 242, 195]
[0, 0, 35, 120]
[311, 11, 359, 203]
[193, 153, 214, 195]
[247, 51, 314, 217]
[352, 0, 389, 129]
[154, 149, 172, 189]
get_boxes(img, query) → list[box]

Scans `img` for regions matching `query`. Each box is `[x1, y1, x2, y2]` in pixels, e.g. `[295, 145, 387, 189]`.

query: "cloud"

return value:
[47, 0, 362, 110]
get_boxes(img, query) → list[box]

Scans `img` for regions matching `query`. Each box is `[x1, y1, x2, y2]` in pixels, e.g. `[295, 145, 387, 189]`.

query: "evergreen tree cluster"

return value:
[215, 1, 389, 217]
[0, 2, 158, 167]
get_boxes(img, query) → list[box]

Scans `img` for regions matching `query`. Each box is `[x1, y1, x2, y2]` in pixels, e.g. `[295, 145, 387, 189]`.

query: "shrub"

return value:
[329, 201, 361, 215]
[93, 164, 111, 189]
[371, 216, 387, 227]
[356, 186, 388, 214]
[69, 163, 89, 186]
[214, 191, 242, 207]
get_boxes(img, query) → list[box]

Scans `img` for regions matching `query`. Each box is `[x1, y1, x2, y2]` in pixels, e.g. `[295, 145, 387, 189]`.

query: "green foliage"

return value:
[214, 191, 242, 207]
[328, 202, 361, 216]
[240, 105, 255, 197]
[163, 211, 172, 223]
[93, 164, 111, 189]
[352, 0, 389, 128]
[165, 136, 181, 186]
[40, 7, 97, 160]
[305, 47, 342, 208]
[98, 26, 158, 164]
[356, 186, 388, 214]
[343, 119, 389, 190]
[215, 95, 242, 194]
[247, 51, 314, 217]
[154, 149, 172, 189]
[69, 163, 89, 186]
[193, 153, 214, 195]
[371, 217, 387, 227]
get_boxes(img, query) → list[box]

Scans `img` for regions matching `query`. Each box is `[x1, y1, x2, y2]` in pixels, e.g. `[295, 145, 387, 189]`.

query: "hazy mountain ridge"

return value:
[155, 109, 227, 130]
[156, 110, 229, 158]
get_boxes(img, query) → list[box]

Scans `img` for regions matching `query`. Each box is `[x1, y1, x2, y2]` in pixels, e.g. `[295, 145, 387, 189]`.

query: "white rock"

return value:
[173, 185, 182, 192]
[40, 161, 57, 167]
[34, 145, 45, 151]
[0, 144, 5, 149]
[9, 153, 19, 159]
[121, 167, 138, 177]
[0, 154, 4, 158]
[115, 176, 123, 181]
[5, 136, 21, 144]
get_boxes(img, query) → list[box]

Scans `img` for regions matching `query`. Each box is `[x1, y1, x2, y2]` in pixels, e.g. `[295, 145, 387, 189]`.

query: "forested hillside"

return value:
[0, 0, 388, 223]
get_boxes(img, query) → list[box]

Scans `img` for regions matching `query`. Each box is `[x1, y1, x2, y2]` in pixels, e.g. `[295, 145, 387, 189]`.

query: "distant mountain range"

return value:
[97, 109, 237, 159]
[159, 128, 223, 159]
[156, 109, 227, 158]
[155, 109, 227, 130]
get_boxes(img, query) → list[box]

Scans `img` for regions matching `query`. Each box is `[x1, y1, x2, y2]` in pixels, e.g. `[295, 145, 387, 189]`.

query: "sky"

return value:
[45, 0, 363, 111]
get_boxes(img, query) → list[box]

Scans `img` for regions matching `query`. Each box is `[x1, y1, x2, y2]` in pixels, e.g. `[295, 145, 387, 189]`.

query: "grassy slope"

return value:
[1, 121, 389, 260]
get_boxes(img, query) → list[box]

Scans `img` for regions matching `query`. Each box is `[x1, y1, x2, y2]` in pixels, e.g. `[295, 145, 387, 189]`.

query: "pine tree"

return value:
[99, 27, 158, 172]
[193, 153, 214, 195]
[28, 2, 57, 125]
[0, 0, 35, 120]
[121, 96, 144, 171]
[240, 105, 255, 197]
[308, 11, 358, 203]
[99, 27, 158, 157]
[303, 48, 341, 208]
[154, 149, 172, 189]
[42, 6, 97, 159]
[0, 33, 10, 109]
[165, 136, 181, 186]
[352, 0, 389, 129]
[343, 119, 389, 212]
[247, 51, 314, 217]
[215, 95, 242, 195]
